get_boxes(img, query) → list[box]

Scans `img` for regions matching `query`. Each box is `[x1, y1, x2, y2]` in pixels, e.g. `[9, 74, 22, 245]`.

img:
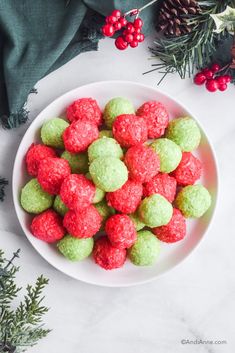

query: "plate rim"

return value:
[12, 80, 220, 287]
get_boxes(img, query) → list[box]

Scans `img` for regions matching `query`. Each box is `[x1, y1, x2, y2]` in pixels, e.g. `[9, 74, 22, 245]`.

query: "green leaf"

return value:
[211, 5, 235, 34]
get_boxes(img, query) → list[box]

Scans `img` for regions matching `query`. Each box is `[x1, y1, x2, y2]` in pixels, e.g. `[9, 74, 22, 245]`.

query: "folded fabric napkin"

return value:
[0, 0, 157, 199]
[0, 0, 104, 129]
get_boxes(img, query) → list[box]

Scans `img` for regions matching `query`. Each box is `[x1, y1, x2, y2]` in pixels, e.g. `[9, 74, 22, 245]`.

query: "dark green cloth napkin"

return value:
[0, 0, 157, 130]
[0, 0, 103, 129]
[0, 0, 158, 200]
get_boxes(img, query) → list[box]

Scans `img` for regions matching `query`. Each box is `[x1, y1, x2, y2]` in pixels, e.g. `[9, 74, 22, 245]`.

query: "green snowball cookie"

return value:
[89, 156, 128, 192]
[103, 97, 135, 128]
[129, 212, 145, 231]
[86, 173, 105, 204]
[61, 150, 88, 174]
[53, 195, 69, 216]
[151, 138, 182, 173]
[41, 118, 69, 149]
[175, 184, 211, 218]
[99, 130, 113, 138]
[57, 235, 94, 261]
[21, 179, 53, 214]
[94, 199, 115, 220]
[138, 194, 173, 228]
[166, 117, 201, 152]
[88, 137, 123, 163]
[128, 230, 161, 266]
[94, 199, 115, 229]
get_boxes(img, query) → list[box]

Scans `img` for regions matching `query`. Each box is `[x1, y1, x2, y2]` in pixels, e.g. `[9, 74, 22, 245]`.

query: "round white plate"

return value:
[13, 81, 218, 287]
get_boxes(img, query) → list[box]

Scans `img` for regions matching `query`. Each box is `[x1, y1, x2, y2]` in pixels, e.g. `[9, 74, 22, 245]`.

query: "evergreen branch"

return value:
[0, 178, 8, 202]
[148, 0, 234, 82]
[0, 250, 50, 352]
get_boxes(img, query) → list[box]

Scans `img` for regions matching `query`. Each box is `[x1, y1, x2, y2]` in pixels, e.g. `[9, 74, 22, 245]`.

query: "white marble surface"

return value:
[0, 36, 235, 353]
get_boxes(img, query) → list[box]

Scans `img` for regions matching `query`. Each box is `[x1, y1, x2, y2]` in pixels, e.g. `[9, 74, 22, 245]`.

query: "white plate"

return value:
[12, 81, 219, 287]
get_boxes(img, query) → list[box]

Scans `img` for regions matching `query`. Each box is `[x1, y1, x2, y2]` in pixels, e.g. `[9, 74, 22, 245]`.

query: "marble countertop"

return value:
[0, 37, 234, 353]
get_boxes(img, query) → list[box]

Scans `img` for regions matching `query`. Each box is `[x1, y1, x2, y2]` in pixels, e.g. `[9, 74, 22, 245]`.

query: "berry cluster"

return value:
[102, 9, 145, 50]
[194, 63, 232, 92]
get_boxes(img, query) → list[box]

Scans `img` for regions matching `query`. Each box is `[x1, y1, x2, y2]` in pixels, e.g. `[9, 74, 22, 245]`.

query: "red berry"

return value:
[204, 69, 213, 79]
[113, 22, 122, 31]
[194, 72, 206, 85]
[135, 28, 141, 33]
[218, 83, 227, 91]
[224, 74, 232, 83]
[138, 33, 145, 42]
[134, 18, 143, 28]
[106, 15, 117, 24]
[119, 17, 127, 27]
[130, 40, 138, 48]
[216, 76, 226, 85]
[126, 23, 135, 33]
[211, 63, 221, 73]
[102, 24, 115, 37]
[124, 33, 134, 43]
[206, 79, 218, 92]
[115, 36, 128, 50]
[133, 33, 141, 41]
[111, 9, 121, 18]
[130, 9, 139, 16]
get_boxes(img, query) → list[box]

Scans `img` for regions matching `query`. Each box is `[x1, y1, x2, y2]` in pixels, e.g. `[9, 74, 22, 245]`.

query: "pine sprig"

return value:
[0, 249, 50, 353]
[148, 0, 233, 82]
[0, 178, 8, 202]
[0, 250, 21, 308]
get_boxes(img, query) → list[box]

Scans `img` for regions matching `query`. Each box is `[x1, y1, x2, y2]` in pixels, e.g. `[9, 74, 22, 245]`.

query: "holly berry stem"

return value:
[216, 63, 230, 74]
[124, 0, 159, 18]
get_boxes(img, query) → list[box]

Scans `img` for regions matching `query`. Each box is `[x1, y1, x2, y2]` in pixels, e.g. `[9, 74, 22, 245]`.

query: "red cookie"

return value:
[93, 236, 127, 270]
[31, 209, 65, 243]
[171, 152, 202, 186]
[107, 179, 143, 214]
[143, 173, 177, 203]
[152, 208, 186, 243]
[60, 174, 95, 211]
[63, 205, 102, 238]
[25, 143, 56, 177]
[63, 120, 99, 153]
[112, 114, 148, 148]
[136, 101, 169, 138]
[105, 214, 137, 249]
[66, 98, 102, 126]
[37, 157, 71, 195]
[124, 144, 160, 183]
